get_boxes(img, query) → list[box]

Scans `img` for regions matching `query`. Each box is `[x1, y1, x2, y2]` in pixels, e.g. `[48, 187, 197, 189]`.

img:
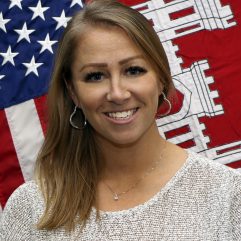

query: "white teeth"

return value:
[106, 109, 137, 119]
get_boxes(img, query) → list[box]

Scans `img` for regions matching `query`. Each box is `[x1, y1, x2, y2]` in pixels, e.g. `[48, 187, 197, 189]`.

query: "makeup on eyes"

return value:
[125, 66, 147, 76]
[84, 71, 105, 82]
[80, 57, 149, 83]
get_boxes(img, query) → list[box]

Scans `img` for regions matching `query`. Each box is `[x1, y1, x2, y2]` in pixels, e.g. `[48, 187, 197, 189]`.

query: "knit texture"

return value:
[1, 151, 241, 241]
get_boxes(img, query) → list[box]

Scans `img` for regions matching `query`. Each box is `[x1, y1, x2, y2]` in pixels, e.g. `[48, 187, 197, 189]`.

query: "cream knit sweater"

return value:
[1, 151, 241, 241]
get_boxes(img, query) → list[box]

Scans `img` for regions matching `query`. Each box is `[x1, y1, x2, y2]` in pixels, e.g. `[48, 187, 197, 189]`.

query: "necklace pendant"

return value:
[113, 194, 119, 201]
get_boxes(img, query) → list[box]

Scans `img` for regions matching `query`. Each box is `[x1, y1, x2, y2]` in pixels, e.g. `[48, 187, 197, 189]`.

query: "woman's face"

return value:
[70, 26, 162, 146]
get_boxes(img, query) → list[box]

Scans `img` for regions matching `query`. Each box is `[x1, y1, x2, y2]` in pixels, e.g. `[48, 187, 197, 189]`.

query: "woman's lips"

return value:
[104, 108, 139, 123]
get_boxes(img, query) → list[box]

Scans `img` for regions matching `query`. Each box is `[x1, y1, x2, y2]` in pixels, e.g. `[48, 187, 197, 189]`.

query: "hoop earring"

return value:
[69, 106, 87, 130]
[158, 92, 172, 117]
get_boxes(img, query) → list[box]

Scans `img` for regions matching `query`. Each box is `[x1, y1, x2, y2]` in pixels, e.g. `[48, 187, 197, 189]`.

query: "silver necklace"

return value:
[103, 156, 162, 201]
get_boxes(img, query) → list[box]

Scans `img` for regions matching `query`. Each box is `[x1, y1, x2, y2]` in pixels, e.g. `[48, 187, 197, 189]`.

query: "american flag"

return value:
[0, 0, 83, 215]
[1, 0, 241, 218]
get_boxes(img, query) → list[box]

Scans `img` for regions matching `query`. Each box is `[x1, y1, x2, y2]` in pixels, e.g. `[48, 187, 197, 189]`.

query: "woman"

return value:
[1, 0, 241, 240]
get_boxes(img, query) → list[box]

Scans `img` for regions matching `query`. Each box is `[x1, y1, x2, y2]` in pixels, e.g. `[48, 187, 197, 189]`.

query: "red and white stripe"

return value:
[0, 96, 46, 212]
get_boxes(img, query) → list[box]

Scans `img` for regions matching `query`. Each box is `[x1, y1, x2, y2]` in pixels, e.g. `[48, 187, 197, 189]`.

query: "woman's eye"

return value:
[125, 66, 147, 76]
[84, 72, 104, 82]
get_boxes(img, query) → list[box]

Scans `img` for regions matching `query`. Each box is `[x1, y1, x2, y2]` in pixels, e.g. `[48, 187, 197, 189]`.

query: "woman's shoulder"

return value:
[5, 180, 41, 206]
[1, 180, 44, 221]
[186, 150, 241, 185]
[0, 180, 43, 240]
[10, 179, 38, 194]
[187, 150, 240, 172]
[1, 180, 43, 218]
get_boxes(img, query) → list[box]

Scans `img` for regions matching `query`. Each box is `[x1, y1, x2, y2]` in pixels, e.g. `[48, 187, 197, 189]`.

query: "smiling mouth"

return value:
[104, 108, 138, 120]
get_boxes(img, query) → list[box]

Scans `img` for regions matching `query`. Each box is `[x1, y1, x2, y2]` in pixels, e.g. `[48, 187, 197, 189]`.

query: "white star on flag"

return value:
[0, 46, 19, 66]
[23, 56, 43, 77]
[29, 0, 49, 21]
[9, 0, 23, 10]
[53, 10, 71, 30]
[14, 22, 35, 43]
[71, 0, 83, 8]
[38, 33, 57, 54]
[0, 12, 11, 33]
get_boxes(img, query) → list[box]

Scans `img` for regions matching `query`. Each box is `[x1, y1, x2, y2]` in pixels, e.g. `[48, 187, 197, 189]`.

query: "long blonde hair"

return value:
[35, 0, 173, 231]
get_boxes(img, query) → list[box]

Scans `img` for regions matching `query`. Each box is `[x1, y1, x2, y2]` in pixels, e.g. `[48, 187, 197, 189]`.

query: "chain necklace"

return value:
[103, 155, 162, 201]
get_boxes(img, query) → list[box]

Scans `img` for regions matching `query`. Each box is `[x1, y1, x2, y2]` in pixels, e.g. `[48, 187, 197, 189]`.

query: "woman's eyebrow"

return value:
[79, 63, 107, 72]
[79, 55, 144, 72]
[119, 55, 144, 65]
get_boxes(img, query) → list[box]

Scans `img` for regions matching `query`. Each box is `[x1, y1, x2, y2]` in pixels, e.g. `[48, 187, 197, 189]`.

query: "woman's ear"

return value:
[65, 79, 79, 106]
[158, 79, 164, 96]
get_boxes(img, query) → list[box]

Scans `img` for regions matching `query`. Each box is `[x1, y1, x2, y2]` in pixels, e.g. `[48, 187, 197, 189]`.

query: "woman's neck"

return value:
[96, 124, 166, 179]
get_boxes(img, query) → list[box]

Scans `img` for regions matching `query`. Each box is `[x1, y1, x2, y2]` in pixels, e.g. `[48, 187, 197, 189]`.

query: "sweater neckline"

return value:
[92, 150, 195, 217]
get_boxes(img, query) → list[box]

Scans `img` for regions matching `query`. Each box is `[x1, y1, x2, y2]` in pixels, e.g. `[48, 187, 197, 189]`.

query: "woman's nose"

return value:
[106, 76, 131, 104]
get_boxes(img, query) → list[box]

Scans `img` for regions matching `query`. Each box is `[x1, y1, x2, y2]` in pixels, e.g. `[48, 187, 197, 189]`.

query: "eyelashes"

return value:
[84, 71, 104, 82]
[83, 66, 147, 82]
[125, 66, 147, 76]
